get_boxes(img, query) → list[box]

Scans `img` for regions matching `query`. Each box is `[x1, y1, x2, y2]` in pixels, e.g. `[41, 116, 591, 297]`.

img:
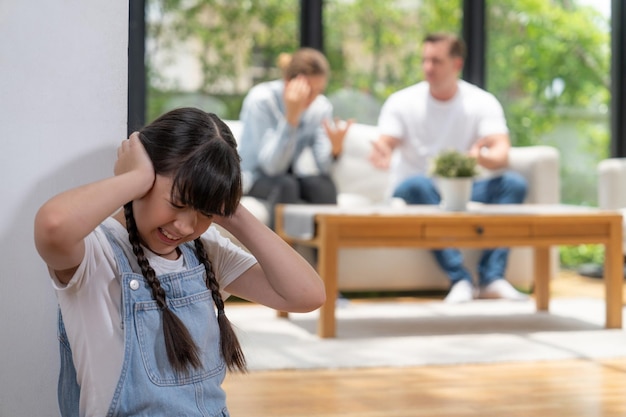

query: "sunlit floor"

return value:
[224, 270, 626, 417]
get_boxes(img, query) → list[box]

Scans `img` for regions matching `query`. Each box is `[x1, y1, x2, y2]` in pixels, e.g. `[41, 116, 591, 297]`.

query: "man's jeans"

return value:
[393, 172, 528, 287]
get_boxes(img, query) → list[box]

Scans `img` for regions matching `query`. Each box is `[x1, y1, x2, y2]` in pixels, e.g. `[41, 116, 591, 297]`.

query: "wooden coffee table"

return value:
[275, 204, 623, 338]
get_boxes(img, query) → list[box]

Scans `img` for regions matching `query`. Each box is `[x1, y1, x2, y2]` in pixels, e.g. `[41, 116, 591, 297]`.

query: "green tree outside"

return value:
[145, 0, 611, 266]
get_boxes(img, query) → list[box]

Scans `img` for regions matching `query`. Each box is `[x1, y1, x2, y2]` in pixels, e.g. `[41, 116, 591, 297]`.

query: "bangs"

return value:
[171, 140, 242, 217]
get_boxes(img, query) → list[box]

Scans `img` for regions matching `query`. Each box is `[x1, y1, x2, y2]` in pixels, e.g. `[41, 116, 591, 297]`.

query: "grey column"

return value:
[300, 0, 324, 52]
[611, 0, 626, 157]
[462, 0, 486, 89]
[128, 0, 146, 135]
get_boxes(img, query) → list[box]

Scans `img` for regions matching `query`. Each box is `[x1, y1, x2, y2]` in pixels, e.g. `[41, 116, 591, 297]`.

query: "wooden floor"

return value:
[223, 271, 626, 417]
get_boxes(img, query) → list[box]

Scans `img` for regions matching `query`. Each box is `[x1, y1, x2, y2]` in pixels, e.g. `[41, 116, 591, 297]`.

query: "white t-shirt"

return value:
[377, 79, 508, 194]
[51, 217, 257, 416]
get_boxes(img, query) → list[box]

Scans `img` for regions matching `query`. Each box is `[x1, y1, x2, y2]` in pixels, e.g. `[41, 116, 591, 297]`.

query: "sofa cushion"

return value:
[332, 123, 389, 203]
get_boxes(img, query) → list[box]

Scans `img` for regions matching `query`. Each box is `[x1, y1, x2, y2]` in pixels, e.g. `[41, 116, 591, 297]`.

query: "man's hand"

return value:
[369, 136, 397, 170]
[469, 134, 511, 170]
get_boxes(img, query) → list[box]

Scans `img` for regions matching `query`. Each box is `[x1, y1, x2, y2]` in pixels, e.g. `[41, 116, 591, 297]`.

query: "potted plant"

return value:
[431, 149, 478, 211]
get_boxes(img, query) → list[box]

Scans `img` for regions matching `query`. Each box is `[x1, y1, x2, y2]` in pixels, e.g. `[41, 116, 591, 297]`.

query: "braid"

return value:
[123, 203, 202, 374]
[194, 238, 247, 373]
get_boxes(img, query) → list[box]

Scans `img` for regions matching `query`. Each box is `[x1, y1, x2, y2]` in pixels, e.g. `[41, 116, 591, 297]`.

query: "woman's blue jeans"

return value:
[393, 172, 528, 287]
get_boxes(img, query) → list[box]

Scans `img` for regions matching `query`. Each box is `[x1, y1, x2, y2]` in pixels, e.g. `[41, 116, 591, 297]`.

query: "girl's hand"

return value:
[211, 203, 243, 231]
[114, 132, 155, 195]
[323, 117, 354, 157]
[35, 133, 156, 281]
[218, 203, 326, 313]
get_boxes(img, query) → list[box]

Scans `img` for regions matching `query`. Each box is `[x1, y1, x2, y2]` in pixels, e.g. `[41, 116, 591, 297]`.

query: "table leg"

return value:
[317, 223, 338, 338]
[604, 218, 623, 328]
[534, 246, 551, 311]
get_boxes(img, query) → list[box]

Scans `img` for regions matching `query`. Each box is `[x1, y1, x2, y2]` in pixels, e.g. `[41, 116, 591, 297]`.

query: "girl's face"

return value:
[132, 175, 213, 259]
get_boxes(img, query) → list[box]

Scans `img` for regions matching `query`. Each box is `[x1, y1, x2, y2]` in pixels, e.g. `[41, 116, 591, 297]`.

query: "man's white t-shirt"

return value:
[50, 217, 257, 416]
[377, 79, 508, 195]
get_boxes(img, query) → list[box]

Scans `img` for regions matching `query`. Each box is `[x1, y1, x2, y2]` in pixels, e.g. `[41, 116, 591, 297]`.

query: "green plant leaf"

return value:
[431, 150, 478, 178]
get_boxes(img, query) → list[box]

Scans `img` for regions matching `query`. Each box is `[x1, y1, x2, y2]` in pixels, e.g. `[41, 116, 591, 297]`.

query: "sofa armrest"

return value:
[508, 146, 560, 204]
[332, 123, 388, 203]
[598, 158, 626, 210]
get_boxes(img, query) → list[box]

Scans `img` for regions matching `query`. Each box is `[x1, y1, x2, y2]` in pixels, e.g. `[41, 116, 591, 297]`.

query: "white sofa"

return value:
[224, 120, 561, 292]
[598, 158, 626, 253]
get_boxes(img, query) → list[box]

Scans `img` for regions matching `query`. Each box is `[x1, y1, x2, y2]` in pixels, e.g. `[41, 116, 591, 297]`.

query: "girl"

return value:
[34, 108, 325, 416]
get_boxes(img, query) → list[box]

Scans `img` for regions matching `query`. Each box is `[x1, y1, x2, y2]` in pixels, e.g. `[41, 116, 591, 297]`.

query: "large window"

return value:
[323, 0, 461, 125]
[145, 0, 611, 207]
[145, 0, 299, 121]
[486, 0, 611, 206]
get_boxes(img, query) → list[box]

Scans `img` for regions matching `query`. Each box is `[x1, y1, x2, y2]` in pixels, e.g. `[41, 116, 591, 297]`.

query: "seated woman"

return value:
[238, 48, 352, 229]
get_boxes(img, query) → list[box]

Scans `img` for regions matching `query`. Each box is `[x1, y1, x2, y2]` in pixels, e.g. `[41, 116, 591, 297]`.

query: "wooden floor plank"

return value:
[224, 271, 626, 417]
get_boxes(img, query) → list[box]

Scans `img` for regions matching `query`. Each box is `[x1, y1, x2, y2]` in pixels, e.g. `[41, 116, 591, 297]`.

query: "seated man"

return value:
[369, 32, 528, 303]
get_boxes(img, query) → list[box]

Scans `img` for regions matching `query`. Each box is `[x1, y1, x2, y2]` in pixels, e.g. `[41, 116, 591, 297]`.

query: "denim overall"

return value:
[57, 225, 229, 416]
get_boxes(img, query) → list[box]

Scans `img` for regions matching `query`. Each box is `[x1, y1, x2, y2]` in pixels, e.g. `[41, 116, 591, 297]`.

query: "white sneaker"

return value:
[478, 279, 529, 301]
[444, 280, 475, 304]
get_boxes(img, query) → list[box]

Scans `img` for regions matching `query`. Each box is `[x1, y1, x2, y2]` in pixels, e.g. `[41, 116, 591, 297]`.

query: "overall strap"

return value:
[178, 241, 201, 268]
[99, 223, 135, 275]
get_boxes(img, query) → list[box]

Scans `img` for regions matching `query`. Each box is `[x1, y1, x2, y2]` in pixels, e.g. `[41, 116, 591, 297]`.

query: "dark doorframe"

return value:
[611, 0, 626, 157]
[462, 0, 486, 89]
[128, 0, 146, 135]
[300, 0, 324, 51]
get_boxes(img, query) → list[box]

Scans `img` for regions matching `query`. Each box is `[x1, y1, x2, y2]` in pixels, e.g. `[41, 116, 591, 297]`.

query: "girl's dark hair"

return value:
[123, 107, 246, 373]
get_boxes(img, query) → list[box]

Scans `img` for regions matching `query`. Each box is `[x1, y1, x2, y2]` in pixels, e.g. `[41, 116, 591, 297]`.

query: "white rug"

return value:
[227, 298, 626, 371]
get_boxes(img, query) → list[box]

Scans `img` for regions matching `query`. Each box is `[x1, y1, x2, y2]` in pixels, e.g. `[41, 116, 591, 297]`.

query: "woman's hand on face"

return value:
[114, 132, 155, 193]
[283, 76, 311, 126]
[323, 117, 354, 157]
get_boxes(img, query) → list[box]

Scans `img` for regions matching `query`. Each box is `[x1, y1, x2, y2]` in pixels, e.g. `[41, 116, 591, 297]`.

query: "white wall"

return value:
[0, 2, 128, 415]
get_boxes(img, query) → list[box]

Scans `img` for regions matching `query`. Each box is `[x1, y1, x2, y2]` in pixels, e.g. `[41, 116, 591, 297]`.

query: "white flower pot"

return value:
[437, 177, 473, 211]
